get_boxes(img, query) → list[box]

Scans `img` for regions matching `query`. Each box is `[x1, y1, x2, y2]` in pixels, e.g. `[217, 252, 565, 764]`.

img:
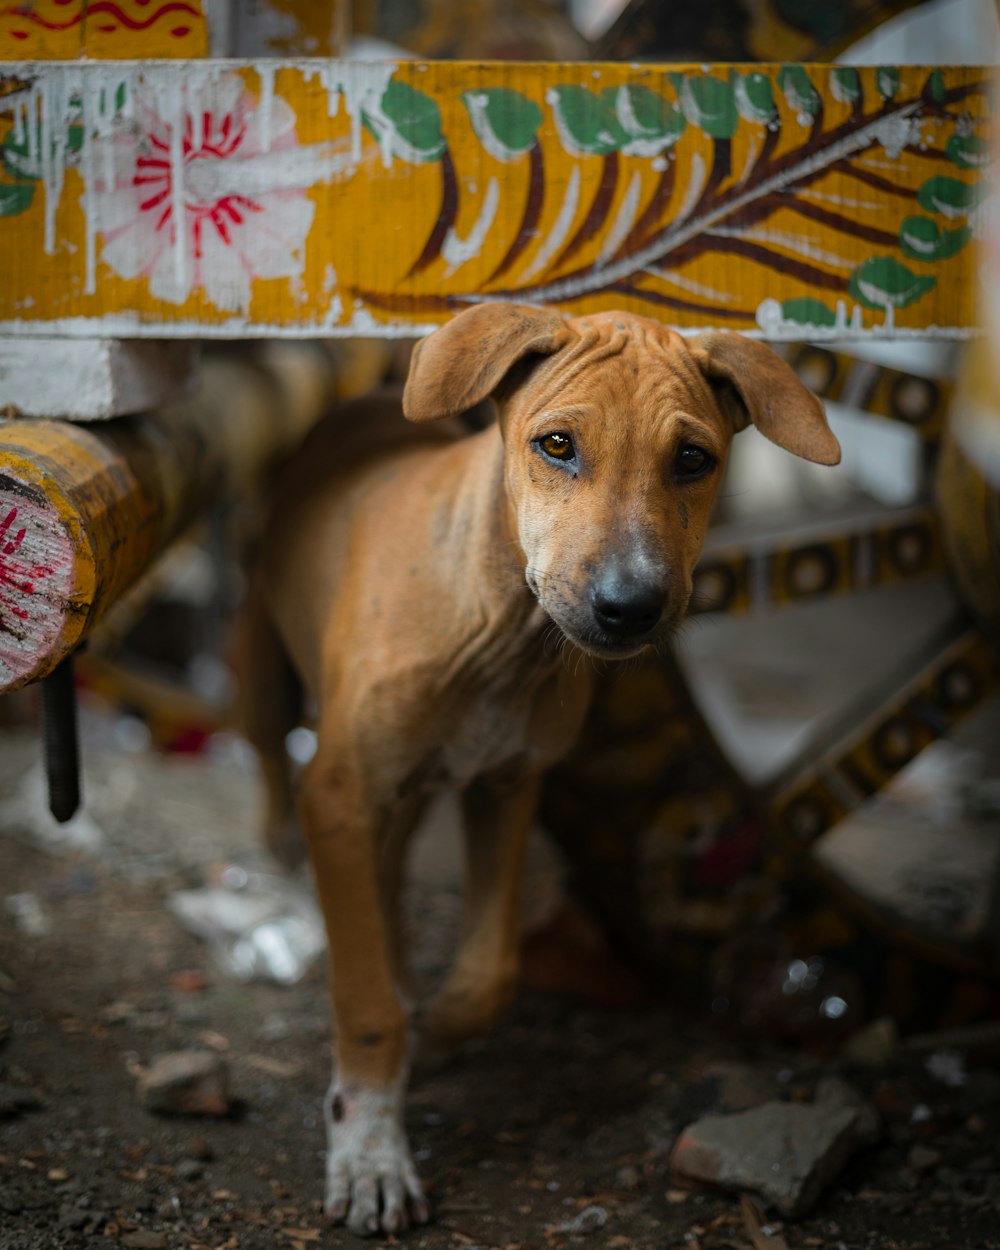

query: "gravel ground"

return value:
[1, 724, 999, 1250]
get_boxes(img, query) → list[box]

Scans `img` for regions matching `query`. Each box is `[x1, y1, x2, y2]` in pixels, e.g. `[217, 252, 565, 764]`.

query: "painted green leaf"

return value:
[115, 81, 127, 112]
[0, 182, 34, 216]
[668, 73, 737, 140]
[924, 69, 945, 104]
[849, 257, 936, 309]
[899, 215, 971, 261]
[779, 66, 821, 118]
[548, 85, 626, 155]
[2, 132, 39, 181]
[601, 85, 685, 156]
[3, 123, 81, 181]
[947, 133, 990, 170]
[876, 67, 900, 100]
[831, 67, 861, 107]
[365, 80, 446, 163]
[734, 72, 777, 125]
[781, 298, 837, 327]
[462, 88, 541, 161]
[917, 174, 988, 219]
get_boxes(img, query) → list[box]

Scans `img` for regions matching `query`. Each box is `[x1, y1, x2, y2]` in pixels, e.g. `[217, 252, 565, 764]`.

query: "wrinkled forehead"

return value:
[515, 311, 717, 417]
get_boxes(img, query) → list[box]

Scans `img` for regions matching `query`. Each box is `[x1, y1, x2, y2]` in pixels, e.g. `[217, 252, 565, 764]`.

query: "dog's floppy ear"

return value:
[403, 303, 571, 422]
[690, 332, 841, 465]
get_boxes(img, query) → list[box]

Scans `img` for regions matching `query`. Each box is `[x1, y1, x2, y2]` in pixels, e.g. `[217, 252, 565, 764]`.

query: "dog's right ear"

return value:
[403, 303, 571, 422]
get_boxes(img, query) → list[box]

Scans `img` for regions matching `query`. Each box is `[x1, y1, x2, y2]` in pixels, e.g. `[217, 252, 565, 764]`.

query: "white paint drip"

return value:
[315, 61, 397, 167]
[442, 177, 500, 271]
[258, 63, 276, 152]
[596, 170, 642, 267]
[756, 297, 865, 339]
[520, 165, 581, 282]
[11, 61, 398, 311]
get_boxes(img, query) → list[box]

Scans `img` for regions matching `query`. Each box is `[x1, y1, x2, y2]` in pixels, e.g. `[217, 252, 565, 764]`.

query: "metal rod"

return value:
[41, 654, 81, 823]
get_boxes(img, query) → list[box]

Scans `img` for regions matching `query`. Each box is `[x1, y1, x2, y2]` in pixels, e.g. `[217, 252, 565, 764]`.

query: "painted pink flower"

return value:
[0, 499, 70, 691]
[93, 73, 314, 312]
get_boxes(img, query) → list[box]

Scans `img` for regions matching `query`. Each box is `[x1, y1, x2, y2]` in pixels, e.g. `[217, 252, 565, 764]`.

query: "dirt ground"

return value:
[1, 722, 1000, 1250]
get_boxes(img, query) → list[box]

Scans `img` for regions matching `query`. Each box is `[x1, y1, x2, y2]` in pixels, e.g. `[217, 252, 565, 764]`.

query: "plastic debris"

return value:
[169, 855, 325, 985]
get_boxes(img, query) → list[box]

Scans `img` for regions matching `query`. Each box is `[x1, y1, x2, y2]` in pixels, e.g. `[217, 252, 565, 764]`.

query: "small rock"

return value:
[176, 1158, 204, 1181]
[815, 1075, 881, 1147]
[120, 1232, 168, 1249]
[907, 1144, 943, 1174]
[841, 1017, 899, 1068]
[670, 1100, 862, 1216]
[136, 1051, 231, 1117]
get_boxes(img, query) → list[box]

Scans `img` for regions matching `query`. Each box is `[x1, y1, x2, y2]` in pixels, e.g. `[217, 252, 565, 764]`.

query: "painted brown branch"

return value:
[689, 137, 732, 223]
[669, 234, 846, 292]
[472, 76, 987, 310]
[828, 159, 919, 199]
[608, 279, 754, 321]
[773, 194, 900, 247]
[552, 150, 620, 271]
[407, 147, 458, 278]
[488, 141, 544, 284]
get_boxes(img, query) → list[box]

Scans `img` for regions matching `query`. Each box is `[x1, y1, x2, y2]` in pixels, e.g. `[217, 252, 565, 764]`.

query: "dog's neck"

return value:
[444, 423, 564, 664]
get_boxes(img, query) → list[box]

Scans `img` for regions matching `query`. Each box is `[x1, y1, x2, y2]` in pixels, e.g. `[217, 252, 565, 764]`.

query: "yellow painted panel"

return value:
[0, 1, 84, 59]
[83, 0, 208, 60]
[0, 61, 990, 338]
[0, 2, 208, 61]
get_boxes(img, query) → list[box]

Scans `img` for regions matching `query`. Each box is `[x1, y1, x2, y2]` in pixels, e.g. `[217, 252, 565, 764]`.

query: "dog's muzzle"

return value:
[589, 569, 665, 645]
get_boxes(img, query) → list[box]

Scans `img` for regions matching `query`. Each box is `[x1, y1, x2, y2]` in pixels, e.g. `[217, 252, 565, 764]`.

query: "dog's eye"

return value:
[675, 444, 714, 478]
[538, 432, 576, 462]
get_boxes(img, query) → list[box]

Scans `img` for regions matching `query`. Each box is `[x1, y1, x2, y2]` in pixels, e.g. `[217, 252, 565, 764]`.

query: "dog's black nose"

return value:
[590, 573, 664, 640]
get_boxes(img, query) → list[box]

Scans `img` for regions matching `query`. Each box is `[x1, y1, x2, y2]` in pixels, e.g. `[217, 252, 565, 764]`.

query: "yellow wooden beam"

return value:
[0, 341, 345, 693]
[0, 60, 989, 338]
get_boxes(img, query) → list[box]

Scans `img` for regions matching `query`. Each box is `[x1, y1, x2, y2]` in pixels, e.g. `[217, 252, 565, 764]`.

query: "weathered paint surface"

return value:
[0, 60, 990, 338]
[0, 0, 208, 61]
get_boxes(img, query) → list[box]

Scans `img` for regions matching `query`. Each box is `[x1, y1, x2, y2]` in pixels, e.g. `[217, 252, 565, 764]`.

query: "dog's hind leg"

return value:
[422, 771, 540, 1047]
[299, 735, 430, 1236]
[235, 577, 304, 867]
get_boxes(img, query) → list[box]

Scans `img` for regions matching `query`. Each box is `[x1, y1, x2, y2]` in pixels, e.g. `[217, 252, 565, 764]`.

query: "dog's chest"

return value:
[439, 694, 532, 787]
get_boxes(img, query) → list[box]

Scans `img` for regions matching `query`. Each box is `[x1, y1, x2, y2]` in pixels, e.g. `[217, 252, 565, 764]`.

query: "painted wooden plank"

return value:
[0, 338, 199, 417]
[0, 1, 208, 61]
[0, 60, 989, 338]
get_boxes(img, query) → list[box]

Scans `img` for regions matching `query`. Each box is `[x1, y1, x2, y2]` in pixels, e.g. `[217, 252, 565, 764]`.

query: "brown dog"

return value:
[240, 303, 840, 1236]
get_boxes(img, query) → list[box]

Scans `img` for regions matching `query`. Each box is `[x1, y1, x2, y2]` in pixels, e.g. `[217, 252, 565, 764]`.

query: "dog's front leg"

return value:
[423, 772, 540, 1046]
[298, 754, 430, 1237]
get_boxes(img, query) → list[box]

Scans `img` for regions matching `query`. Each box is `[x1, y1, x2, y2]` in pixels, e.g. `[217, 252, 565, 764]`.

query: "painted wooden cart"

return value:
[1, 0, 997, 1016]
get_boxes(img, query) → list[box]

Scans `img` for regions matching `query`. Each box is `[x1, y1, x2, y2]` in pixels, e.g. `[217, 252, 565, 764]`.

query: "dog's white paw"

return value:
[323, 1081, 430, 1237]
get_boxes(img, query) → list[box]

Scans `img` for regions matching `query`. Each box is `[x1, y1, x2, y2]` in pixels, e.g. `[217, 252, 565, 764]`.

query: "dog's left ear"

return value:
[403, 303, 571, 422]
[690, 333, 841, 465]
